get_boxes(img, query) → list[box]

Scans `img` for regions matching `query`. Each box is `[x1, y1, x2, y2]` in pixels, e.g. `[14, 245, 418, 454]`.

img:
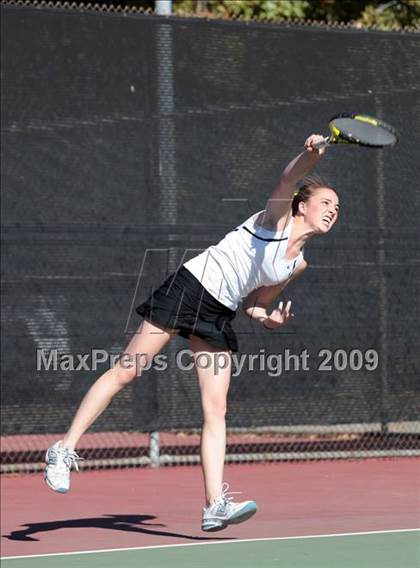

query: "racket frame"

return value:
[313, 113, 398, 149]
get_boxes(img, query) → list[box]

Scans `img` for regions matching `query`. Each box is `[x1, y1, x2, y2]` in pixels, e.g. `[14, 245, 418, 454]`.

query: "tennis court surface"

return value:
[2, 459, 419, 567]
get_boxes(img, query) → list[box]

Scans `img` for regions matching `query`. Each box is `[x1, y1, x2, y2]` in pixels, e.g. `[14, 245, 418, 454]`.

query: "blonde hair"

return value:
[292, 176, 337, 217]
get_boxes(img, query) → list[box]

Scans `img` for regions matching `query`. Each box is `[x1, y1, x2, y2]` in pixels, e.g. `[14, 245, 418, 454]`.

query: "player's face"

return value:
[303, 188, 340, 233]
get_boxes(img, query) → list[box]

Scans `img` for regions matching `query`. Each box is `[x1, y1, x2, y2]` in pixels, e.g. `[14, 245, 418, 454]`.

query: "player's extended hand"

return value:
[304, 134, 327, 155]
[263, 300, 294, 330]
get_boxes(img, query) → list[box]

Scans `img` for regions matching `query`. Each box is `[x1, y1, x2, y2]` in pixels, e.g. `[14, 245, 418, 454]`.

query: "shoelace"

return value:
[51, 446, 83, 472]
[213, 482, 241, 511]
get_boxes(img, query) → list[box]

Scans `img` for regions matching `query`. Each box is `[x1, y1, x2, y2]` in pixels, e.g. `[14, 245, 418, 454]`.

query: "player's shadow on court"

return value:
[5, 514, 233, 542]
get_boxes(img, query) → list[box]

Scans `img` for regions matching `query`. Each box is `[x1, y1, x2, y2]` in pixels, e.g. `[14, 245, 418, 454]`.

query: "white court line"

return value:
[2, 528, 419, 561]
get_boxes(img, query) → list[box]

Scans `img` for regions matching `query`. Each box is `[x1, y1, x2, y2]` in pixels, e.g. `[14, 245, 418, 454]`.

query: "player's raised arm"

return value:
[264, 134, 327, 226]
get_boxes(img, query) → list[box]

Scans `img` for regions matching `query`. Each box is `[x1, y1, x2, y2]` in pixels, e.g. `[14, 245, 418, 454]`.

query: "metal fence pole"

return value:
[149, 0, 176, 466]
[155, 1, 172, 15]
[375, 97, 389, 432]
[149, 431, 160, 467]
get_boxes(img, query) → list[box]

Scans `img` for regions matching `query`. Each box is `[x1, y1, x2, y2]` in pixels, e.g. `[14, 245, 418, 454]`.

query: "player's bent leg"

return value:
[44, 320, 173, 494]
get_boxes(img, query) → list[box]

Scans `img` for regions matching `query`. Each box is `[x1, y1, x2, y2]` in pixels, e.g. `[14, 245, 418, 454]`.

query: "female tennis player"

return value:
[44, 134, 339, 532]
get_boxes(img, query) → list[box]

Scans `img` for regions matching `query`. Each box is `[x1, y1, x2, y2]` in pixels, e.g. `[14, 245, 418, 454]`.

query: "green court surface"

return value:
[3, 530, 419, 568]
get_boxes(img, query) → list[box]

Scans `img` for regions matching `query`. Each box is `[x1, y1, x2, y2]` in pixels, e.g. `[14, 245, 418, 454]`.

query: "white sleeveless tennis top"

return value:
[183, 211, 304, 310]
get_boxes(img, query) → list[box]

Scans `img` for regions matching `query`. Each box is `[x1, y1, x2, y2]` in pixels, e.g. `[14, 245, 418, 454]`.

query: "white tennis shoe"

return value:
[44, 441, 82, 493]
[201, 483, 257, 532]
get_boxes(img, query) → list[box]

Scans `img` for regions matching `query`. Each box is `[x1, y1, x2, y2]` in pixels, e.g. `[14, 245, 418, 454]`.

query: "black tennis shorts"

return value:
[136, 266, 238, 352]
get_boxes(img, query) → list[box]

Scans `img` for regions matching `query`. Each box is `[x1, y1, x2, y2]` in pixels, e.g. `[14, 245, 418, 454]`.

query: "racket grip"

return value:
[313, 136, 330, 149]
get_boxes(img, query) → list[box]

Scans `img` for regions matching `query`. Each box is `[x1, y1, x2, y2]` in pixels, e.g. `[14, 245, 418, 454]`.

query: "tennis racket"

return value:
[314, 113, 398, 149]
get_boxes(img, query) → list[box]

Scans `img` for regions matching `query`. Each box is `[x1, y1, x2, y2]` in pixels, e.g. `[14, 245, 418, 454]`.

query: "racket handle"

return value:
[312, 136, 330, 149]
